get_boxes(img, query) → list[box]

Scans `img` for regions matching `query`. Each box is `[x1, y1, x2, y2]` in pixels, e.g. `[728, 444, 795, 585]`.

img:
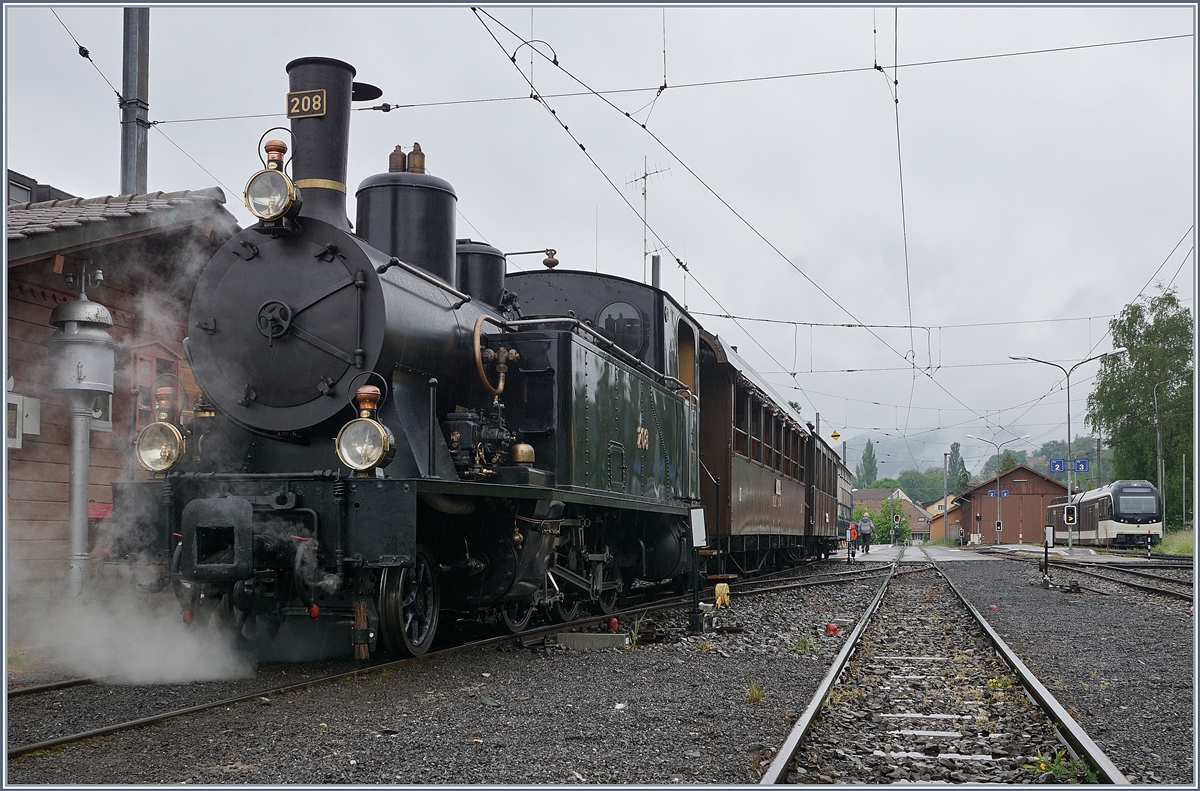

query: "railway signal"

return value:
[1064, 504, 1077, 525]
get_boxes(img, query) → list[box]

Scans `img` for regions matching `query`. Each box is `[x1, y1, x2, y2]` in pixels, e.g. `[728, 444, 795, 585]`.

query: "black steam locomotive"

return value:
[114, 57, 845, 658]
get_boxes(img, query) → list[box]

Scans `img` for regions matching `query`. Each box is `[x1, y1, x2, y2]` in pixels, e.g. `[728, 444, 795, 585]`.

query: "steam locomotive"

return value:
[113, 57, 845, 658]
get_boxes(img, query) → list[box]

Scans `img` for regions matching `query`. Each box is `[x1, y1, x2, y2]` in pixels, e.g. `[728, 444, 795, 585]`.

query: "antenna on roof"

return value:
[626, 156, 670, 284]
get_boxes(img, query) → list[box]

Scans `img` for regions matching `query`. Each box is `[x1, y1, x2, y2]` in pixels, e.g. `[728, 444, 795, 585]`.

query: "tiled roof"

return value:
[6, 186, 241, 270]
[6, 187, 228, 241]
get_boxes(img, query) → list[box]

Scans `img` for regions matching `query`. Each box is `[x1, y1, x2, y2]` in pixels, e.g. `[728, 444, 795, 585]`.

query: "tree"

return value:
[1086, 286, 1193, 530]
[852, 500, 910, 544]
[1032, 436, 1111, 487]
[947, 442, 970, 494]
[897, 467, 948, 504]
[854, 440, 878, 488]
[981, 449, 1027, 479]
[875, 497, 911, 544]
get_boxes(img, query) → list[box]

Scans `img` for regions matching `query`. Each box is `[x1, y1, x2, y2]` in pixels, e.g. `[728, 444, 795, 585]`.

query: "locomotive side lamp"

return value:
[245, 140, 302, 224]
[134, 421, 185, 472]
[335, 385, 395, 474]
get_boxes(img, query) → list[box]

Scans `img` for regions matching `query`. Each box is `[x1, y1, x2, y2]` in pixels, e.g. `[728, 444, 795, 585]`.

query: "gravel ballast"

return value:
[8, 575, 882, 784]
[940, 558, 1194, 785]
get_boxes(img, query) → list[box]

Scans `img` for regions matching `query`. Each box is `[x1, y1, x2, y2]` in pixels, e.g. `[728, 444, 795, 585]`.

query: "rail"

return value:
[760, 547, 1129, 784]
[924, 548, 1129, 784]
[759, 551, 903, 783]
[8, 560, 869, 760]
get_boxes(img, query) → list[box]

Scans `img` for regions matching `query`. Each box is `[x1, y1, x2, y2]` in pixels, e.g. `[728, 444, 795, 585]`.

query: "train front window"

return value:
[1117, 494, 1157, 516]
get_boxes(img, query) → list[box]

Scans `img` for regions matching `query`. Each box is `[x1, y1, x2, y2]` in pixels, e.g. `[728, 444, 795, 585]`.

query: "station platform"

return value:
[832, 542, 999, 563]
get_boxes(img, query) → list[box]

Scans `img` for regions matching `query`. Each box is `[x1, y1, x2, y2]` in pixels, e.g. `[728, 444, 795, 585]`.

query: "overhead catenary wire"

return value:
[690, 311, 1120, 330]
[473, 7, 990, 431]
[144, 32, 1193, 124]
[49, 7, 236, 199]
[470, 6, 821, 418]
[50, 8, 122, 103]
[1077, 225, 1195, 359]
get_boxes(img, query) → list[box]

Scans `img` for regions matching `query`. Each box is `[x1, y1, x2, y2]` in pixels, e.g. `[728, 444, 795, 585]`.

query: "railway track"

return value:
[761, 548, 1127, 784]
[1052, 560, 1193, 601]
[7, 559, 870, 760]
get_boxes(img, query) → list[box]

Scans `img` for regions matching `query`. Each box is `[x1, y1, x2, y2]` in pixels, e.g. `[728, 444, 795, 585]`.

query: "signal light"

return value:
[1064, 505, 1077, 525]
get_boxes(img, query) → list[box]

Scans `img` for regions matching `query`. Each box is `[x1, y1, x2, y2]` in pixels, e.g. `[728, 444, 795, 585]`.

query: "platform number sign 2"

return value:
[1049, 459, 1066, 473]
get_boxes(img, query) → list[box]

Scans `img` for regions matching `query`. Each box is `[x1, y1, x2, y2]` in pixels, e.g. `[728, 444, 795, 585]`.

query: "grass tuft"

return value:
[1159, 530, 1194, 556]
[746, 680, 765, 704]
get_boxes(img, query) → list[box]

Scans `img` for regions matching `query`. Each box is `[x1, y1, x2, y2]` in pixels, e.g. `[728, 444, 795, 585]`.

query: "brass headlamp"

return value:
[244, 140, 300, 222]
[335, 386, 395, 473]
[135, 421, 185, 472]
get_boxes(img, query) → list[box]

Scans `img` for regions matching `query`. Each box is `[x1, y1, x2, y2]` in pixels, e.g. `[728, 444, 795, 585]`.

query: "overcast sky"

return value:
[5, 4, 1196, 482]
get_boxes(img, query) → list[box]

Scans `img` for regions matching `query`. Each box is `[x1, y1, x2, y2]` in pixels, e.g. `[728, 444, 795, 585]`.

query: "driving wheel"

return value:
[379, 545, 440, 657]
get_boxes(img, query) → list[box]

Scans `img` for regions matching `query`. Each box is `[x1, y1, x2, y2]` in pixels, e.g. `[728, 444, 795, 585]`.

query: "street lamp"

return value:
[967, 433, 1031, 545]
[1153, 376, 1186, 509]
[1009, 348, 1127, 548]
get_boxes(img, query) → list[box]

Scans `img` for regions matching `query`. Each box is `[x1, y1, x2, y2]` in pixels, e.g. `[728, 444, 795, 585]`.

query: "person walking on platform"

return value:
[858, 515, 873, 554]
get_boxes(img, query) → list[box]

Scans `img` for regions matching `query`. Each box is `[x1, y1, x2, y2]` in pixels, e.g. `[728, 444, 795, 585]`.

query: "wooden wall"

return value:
[6, 236, 212, 585]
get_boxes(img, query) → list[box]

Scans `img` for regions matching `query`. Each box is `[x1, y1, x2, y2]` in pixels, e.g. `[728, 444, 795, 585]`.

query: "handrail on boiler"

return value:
[376, 256, 472, 309]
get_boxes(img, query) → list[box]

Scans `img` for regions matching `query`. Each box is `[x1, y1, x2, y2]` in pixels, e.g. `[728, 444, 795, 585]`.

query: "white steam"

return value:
[9, 568, 255, 685]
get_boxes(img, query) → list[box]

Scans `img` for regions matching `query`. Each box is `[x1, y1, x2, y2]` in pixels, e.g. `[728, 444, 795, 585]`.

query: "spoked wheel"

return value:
[379, 545, 440, 657]
[592, 562, 623, 615]
[550, 596, 586, 623]
[498, 598, 533, 634]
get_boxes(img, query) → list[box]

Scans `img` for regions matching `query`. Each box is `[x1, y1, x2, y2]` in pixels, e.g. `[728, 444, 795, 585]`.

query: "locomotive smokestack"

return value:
[286, 57, 355, 231]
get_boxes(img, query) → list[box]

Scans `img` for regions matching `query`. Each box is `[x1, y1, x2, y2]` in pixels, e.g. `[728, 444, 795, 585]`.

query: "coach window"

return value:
[734, 388, 748, 456]
[750, 398, 762, 462]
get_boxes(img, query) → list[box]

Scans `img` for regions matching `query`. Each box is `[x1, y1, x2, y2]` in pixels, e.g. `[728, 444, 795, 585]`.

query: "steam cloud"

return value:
[8, 565, 255, 685]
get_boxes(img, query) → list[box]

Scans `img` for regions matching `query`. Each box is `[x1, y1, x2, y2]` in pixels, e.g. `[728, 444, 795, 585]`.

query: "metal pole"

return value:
[120, 8, 150, 196]
[943, 452, 950, 543]
[66, 392, 94, 597]
[1154, 381, 1165, 502]
[1070, 369, 1080, 547]
[1182, 451, 1186, 533]
[995, 464, 1002, 546]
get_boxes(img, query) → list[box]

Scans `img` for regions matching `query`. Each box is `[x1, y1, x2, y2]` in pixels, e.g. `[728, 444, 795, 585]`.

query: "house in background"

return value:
[954, 464, 1067, 545]
[6, 170, 239, 589]
[927, 502, 962, 544]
